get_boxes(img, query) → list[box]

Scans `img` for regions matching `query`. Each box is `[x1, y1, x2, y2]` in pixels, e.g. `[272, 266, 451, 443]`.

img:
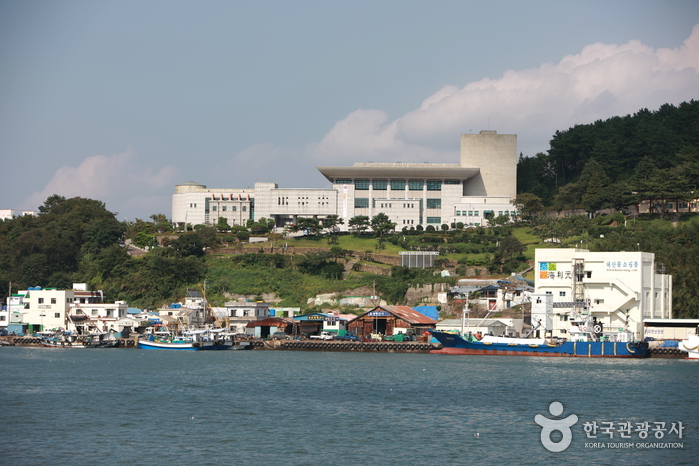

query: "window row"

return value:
[353, 180, 443, 191]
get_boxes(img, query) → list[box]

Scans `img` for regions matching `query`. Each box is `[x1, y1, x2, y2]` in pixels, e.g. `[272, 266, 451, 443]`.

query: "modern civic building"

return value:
[172, 130, 518, 231]
[533, 248, 672, 341]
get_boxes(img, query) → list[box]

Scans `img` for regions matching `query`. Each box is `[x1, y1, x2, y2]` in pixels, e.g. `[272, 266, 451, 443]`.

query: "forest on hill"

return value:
[517, 100, 699, 213]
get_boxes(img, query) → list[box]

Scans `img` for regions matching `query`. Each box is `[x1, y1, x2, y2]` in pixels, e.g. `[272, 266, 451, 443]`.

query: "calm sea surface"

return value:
[0, 347, 697, 466]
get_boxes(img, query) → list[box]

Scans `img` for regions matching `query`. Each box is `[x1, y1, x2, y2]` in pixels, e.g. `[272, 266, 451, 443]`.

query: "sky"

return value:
[1, 0, 698, 221]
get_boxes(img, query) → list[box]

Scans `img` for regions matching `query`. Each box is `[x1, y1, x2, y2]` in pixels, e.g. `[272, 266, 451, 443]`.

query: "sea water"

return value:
[0, 347, 697, 465]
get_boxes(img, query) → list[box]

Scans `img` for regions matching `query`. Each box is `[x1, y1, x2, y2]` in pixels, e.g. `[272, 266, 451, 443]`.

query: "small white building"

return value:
[534, 248, 672, 341]
[224, 299, 272, 334]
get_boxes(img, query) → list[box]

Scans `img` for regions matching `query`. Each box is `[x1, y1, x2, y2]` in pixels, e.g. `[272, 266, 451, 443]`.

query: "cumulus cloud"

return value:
[291, 23, 699, 170]
[22, 147, 180, 219]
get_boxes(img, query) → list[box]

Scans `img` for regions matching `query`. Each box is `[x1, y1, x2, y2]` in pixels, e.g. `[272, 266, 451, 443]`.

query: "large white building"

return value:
[534, 248, 672, 341]
[172, 130, 519, 231]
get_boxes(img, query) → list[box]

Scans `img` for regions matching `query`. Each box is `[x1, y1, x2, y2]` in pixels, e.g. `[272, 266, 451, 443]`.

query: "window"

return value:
[355, 180, 370, 190]
[242, 206, 247, 212]
[212, 206, 217, 211]
[51, 298, 56, 304]
[444, 180, 460, 185]
[559, 292, 566, 297]
[426, 199, 441, 209]
[468, 211, 473, 216]
[38, 298, 44, 304]
[408, 180, 423, 191]
[92, 310, 98, 316]
[336, 179, 352, 185]
[456, 211, 461, 216]
[54, 313, 60, 318]
[426, 181, 442, 191]
[474, 211, 479, 216]
[232, 206, 237, 211]
[222, 206, 226, 211]
[586, 271, 592, 278]
[373, 180, 388, 190]
[229, 310, 237, 317]
[426, 217, 441, 224]
[391, 180, 406, 190]
[355, 198, 369, 208]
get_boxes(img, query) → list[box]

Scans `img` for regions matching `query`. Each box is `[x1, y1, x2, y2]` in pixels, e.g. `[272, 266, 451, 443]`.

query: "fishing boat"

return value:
[40, 332, 86, 348]
[678, 334, 699, 359]
[82, 332, 120, 348]
[137, 328, 232, 350]
[429, 313, 648, 358]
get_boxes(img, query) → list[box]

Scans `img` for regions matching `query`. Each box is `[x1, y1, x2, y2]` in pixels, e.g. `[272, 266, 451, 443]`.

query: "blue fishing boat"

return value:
[428, 331, 647, 358]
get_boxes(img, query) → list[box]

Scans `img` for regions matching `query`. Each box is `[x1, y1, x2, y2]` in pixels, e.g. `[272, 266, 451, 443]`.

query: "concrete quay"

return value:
[254, 339, 441, 353]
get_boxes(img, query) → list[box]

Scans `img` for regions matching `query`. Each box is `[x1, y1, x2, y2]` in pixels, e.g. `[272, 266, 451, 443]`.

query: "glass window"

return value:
[355, 198, 369, 208]
[426, 181, 442, 191]
[38, 298, 44, 304]
[426, 199, 441, 209]
[373, 180, 388, 190]
[468, 211, 473, 216]
[355, 180, 370, 190]
[222, 206, 227, 211]
[212, 206, 217, 211]
[408, 180, 423, 191]
[336, 179, 352, 185]
[242, 206, 247, 212]
[391, 180, 406, 190]
[51, 298, 56, 304]
[456, 211, 461, 216]
[474, 211, 479, 216]
[426, 217, 441, 224]
[232, 206, 237, 211]
[444, 180, 461, 185]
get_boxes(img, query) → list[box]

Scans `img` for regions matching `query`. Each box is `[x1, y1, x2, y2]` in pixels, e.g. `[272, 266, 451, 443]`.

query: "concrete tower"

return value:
[460, 130, 517, 198]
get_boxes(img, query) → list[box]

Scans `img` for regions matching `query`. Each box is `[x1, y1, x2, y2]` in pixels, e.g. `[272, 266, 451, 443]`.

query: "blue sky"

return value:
[1, 0, 698, 220]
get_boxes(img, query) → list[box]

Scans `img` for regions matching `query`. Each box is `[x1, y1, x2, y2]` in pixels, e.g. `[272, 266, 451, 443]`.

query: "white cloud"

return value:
[22, 147, 180, 219]
[267, 23, 699, 171]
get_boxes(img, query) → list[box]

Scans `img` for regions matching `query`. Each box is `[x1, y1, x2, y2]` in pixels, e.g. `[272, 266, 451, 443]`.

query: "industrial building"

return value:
[533, 248, 672, 341]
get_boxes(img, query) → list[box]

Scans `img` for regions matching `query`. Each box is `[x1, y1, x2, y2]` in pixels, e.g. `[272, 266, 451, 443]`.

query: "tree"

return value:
[290, 217, 322, 235]
[370, 213, 396, 236]
[511, 193, 543, 221]
[348, 216, 370, 236]
[578, 158, 610, 213]
[322, 215, 344, 232]
[169, 231, 206, 257]
[217, 217, 231, 231]
[150, 213, 169, 224]
[38, 194, 66, 214]
[498, 235, 525, 261]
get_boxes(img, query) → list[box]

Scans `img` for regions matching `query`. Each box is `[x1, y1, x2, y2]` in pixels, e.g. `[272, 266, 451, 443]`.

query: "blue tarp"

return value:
[661, 340, 679, 348]
[414, 306, 439, 321]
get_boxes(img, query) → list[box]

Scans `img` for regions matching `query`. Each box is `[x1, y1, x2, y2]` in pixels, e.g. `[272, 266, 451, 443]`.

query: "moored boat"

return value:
[429, 312, 648, 358]
[137, 328, 232, 350]
[40, 333, 86, 348]
[429, 331, 647, 357]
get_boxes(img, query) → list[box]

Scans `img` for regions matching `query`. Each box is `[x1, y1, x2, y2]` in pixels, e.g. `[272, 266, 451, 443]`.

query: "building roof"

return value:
[356, 306, 437, 325]
[245, 317, 295, 328]
[438, 319, 514, 327]
[316, 164, 479, 182]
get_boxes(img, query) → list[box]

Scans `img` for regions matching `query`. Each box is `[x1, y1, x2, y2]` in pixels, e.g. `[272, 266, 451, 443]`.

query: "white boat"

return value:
[678, 334, 699, 359]
[137, 328, 232, 351]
